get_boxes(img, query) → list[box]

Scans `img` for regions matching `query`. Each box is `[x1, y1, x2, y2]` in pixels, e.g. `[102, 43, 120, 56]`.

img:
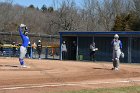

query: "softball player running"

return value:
[19, 24, 30, 68]
[111, 34, 122, 70]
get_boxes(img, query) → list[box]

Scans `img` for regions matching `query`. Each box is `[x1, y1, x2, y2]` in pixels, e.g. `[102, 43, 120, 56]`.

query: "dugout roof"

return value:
[59, 31, 140, 37]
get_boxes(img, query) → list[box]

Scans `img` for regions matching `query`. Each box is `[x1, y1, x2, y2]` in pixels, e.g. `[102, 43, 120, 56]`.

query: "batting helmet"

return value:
[114, 34, 119, 38]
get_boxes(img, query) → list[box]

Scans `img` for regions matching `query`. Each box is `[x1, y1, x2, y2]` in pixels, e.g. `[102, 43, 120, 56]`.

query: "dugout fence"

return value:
[0, 31, 60, 59]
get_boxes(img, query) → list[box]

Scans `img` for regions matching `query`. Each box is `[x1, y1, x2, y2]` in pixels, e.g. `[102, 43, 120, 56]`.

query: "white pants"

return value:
[113, 49, 121, 60]
[19, 46, 27, 59]
[112, 49, 121, 68]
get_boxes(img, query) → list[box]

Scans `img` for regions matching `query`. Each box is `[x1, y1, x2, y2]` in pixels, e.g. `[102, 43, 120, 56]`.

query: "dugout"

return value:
[59, 31, 140, 63]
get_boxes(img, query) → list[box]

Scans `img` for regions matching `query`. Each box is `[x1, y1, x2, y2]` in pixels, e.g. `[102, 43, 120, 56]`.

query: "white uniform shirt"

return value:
[90, 44, 96, 51]
[61, 43, 67, 52]
[113, 40, 121, 51]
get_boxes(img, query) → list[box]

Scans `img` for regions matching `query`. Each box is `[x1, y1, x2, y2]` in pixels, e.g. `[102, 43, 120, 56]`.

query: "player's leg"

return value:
[112, 50, 116, 69]
[90, 51, 94, 61]
[38, 49, 41, 59]
[62, 51, 64, 60]
[64, 51, 66, 60]
[29, 50, 31, 58]
[40, 50, 42, 59]
[90, 52, 92, 61]
[19, 46, 24, 65]
[93, 51, 96, 61]
[62, 51, 67, 60]
[116, 49, 121, 69]
[19, 46, 26, 66]
[37, 50, 40, 59]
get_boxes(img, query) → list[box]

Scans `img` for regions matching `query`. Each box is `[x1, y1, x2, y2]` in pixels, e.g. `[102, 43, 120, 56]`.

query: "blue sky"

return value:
[11, 0, 83, 9]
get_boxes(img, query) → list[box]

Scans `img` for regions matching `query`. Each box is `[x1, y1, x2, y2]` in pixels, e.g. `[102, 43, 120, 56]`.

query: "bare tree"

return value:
[132, 0, 140, 15]
[82, 0, 134, 31]
[0, 0, 139, 36]
[54, 0, 80, 31]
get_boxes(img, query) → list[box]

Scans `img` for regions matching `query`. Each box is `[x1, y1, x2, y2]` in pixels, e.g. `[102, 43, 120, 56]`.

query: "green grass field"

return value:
[56, 86, 140, 93]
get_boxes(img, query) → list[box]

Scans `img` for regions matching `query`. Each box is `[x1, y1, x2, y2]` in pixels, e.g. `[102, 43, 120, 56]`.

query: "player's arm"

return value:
[41, 44, 43, 49]
[19, 24, 26, 36]
[119, 40, 122, 49]
[18, 27, 23, 36]
[111, 39, 114, 46]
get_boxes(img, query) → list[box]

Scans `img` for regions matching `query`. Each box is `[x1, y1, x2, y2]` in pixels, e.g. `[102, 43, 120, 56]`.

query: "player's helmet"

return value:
[38, 40, 41, 42]
[114, 34, 119, 38]
[20, 24, 26, 28]
[21, 24, 28, 36]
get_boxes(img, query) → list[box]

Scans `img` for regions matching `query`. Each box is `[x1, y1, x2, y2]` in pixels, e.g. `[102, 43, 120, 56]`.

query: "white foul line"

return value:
[0, 79, 140, 91]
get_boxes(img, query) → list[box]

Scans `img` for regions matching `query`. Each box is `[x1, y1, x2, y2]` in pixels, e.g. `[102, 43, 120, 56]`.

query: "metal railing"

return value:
[0, 45, 60, 60]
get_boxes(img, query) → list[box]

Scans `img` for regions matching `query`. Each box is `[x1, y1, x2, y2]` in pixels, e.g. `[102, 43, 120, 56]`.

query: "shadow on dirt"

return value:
[0, 64, 19, 67]
[93, 67, 112, 70]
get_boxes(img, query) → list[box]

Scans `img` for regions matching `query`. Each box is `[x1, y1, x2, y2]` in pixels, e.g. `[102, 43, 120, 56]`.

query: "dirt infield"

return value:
[0, 57, 140, 93]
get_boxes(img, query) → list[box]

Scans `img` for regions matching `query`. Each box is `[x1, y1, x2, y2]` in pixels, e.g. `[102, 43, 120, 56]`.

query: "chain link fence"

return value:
[0, 31, 60, 60]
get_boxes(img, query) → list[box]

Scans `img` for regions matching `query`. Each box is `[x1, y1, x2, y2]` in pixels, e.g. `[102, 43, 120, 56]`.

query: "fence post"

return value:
[45, 47, 48, 59]
[30, 47, 33, 59]
[128, 37, 132, 63]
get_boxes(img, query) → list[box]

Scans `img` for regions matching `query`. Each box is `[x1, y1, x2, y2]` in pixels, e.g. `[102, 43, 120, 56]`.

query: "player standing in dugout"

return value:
[19, 24, 30, 68]
[37, 40, 42, 59]
[90, 42, 98, 61]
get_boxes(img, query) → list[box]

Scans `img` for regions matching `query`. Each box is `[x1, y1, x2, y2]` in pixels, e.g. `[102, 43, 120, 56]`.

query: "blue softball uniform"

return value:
[19, 27, 29, 47]
[19, 27, 30, 66]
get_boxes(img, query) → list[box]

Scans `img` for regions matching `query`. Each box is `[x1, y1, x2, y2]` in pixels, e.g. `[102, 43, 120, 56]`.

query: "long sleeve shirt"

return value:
[37, 43, 42, 50]
[90, 44, 96, 51]
[111, 39, 122, 50]
[61, 43, 67, 52]
[19, 27, 29, 47]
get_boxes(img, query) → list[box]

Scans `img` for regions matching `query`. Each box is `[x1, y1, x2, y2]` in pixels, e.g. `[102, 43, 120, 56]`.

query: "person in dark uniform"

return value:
[71, 41, 77, 60]
[0, 42, 3, 56]
[90, 42, 96, 61]
[12, 42, 17, 57]
[37, 40, 42, 59]
[27, 42, 31, 58]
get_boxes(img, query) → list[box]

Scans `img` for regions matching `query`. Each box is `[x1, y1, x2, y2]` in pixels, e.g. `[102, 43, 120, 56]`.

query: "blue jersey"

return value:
[19, 27, 30, 47]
